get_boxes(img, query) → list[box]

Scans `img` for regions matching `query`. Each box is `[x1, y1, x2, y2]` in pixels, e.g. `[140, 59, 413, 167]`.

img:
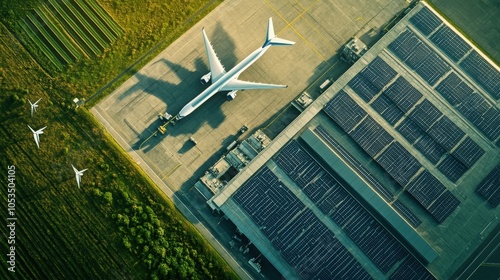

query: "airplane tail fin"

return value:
[264, 17, 295, 47]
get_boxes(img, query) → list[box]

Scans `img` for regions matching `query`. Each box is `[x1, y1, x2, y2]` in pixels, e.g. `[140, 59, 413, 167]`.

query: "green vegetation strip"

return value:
[85, 0, 123, 36]
[72, 0, 116, 42]
[58, 0, 108, 49]
[47, 0, 102, 55]
[34, 7, 82, 61]
[25, 13, 73, 64]
[18, 18, 65, 70]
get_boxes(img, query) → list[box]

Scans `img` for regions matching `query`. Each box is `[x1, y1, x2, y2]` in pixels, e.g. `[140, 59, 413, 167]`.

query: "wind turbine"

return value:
[29, 98, 42, 116]
[28, 125, 46, 149]
[72, 165, 88, 188]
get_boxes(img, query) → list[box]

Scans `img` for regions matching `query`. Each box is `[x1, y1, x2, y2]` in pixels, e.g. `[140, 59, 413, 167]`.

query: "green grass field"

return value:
[0, 0, 237, 278]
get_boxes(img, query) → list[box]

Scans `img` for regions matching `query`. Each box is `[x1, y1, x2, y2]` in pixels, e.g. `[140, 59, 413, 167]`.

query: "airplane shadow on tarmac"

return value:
[124, 22, 238, 152]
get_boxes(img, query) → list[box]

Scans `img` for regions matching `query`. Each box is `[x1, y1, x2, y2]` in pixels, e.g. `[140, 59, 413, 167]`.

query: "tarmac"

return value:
[92, 0, 411, 278]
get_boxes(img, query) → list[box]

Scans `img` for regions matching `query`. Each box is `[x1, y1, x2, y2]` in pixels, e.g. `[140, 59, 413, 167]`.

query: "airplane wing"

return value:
[202, 28, 226, 82]
[220, 79, 287, 91]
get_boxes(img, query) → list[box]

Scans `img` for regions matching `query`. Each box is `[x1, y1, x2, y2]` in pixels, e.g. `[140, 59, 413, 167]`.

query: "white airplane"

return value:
[72, 165, 88, 189]
[28, 125, 46, 149]
[29, 98, 42, 116]
[176, 17, 295, 120]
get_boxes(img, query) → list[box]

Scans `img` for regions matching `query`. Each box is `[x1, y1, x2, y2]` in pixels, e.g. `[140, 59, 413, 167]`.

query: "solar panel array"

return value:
[233, 166, 372, 279]
[476, 165, 500, 207]
[460, 51, 500, 100]
[414, 135, 446, 164]
[370, 94, 405, 125]
[392, 199, 422, 228]
[451, 137, 485, 168]
[348, 75, 379, 102]
[435, 72, 472, 106]
[360, 56, 398, 89]
[408, 99, 442, 131]
[409, 5, 499, 101]
[377, 142, 422, 186]
[437, 155, 468, 183]
[429, 25, 471, 61]
[274, 141, 433, 276]
[435, 72, 500, 141]
[397, 117, 424, 144]
[324, 90, 461, 222]
[349, 116, 394, 157]
[348, 57, 398, 102]
[427, 116, 465, 150]
[314, 125, 394, 202]
[409, 6, 442, 36]
[406, 171, 461, 223]
[388, 98, 477, 181]
[389, 29, 450, 85]
[383, 77, 423, 112]
[324, 90, 367, 132]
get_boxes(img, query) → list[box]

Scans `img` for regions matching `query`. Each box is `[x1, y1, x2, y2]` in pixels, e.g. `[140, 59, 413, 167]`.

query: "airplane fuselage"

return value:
[177, 45, 272, 119]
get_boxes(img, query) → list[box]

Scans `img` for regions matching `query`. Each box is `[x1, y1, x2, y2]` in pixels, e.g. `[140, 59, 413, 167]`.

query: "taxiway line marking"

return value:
[263, 0, 328, 63]
[292, 0, 338, 52]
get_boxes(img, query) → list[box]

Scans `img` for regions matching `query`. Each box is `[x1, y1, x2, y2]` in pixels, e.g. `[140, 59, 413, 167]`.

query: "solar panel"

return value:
[437, 155, 468, 183]
[405, 43, 432, 70]
[460, 51, 500, 100]
[477, 108, 500, 140]
[388, 29, 421, 60]
[427, 116, 465, 150]
[349, 116, 394, 157]
[463, 93, 491, 115]
[476, 164, 500, 207]
[360, 56, 398, 89]
[452, 137, 484, 168]
[435, 72, 472, 106]
[392, 199, 422, 228]
[348, 74, 379, 102]
[396, 117, 424, 144]
[414, 135, 446, 164]
[377, 142, 422, 186]
[430, 25, 471, 61]
[428, 190, 461, 223]
[371, 94, 404, 125]
[324, 90, 367, 132]
[406, 170, 447, 209]
[415, 53, 450, 85]
[409, 99, 443, 131]
[384, 77, 423, 113]
[410, 6, 442, 36]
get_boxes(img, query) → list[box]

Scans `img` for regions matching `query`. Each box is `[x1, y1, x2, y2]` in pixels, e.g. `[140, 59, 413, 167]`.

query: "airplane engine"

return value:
[200, 72, 211, 85]
[226, 90, 238, 101]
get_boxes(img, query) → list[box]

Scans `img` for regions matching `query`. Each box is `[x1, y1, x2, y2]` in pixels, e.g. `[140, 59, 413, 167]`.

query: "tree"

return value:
[158, 263, 169, 276]
[123, 237, 132, 250]
[103, 192, 113, 205]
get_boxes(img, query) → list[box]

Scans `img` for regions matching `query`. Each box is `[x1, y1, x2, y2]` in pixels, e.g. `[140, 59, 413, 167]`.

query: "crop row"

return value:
[18, 0, 123, 70]
[83, 0, 122, 37]
[18, 19, 65, 71]
[48, 0, 105, 55]
[28, 11, 79, 63]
